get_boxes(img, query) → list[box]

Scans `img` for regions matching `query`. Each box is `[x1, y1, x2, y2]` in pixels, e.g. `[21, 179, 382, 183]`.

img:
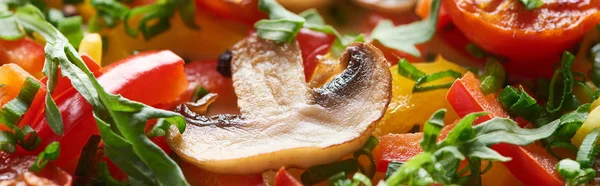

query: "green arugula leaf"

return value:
[370, 0, 440, 57]
[385, 109, 563, 185]
[421, 109, 445, 153]
[519, 0, 543, 10]
[30, 141, 60, 171]
[0, 12, 25, 40]
[254, 0, 304, 43]
[5, 4, 189, 185]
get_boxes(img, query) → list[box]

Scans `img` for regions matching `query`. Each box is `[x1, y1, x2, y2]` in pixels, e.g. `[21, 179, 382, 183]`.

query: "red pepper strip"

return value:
[274, 167, 303, 186]
[23, 51, 188, 170]
[296, 28, 335, 80]
[446, 72, 562, 186]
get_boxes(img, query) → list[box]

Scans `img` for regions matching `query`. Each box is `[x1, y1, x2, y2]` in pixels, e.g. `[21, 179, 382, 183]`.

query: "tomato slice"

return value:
[0, 152, 72, 186]
[443, 0, 600, 61]
[25, 51, 188, 169]
[415, 0, 451, 29]
[446, 72, 562, 186]
[196, 0, 265, 25]
[0, 38, 45, 78]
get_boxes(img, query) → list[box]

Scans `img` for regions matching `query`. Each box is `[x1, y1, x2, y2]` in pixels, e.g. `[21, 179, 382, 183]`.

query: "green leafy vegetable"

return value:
[301, 136, 379, 185]
[254, 0, 304, 43]
[370, 0, 440, 57]
[328, 172, 372, 186]
[397, 59, 462, 93]
[91, 0, 197, 40]
[384, 109, 562, 185]
[191, 85, 209, 102]
[30, 141, 60, 171]
[93, 161, 130, 186]
[519, 0, 543, 10]
[1, 4, 189, 185]
[0, 12, 25, 40]
[556, 159, 595, 186]
[421, 109, 445, 153]
[479, 59, 506, 94]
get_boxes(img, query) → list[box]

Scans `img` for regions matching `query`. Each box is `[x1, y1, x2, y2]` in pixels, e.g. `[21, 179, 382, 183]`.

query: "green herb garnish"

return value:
[370, 0, 441, 57]
[383, 109, 561, 185]
[397, 59, 463, 93]
[30, 141, 60, 171]
[479, 59, 506, 94]
[1, 4, 188, 185]
[556, 159, 595, 186]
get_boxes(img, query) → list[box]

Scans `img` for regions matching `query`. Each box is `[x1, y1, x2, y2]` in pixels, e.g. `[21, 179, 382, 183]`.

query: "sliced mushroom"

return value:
[167, 34, 391, 174]
[352, 0, 417, 14]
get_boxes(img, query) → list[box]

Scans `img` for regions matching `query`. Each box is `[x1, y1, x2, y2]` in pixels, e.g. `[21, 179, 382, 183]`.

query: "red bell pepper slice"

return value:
[296, 28, 335, 80]
[274, 167, 303, 186]
[446, 72, 562, 186]
[22, 51, 188, 170]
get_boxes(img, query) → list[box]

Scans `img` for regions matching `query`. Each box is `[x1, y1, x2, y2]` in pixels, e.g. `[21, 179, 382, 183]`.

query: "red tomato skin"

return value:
[0, 38, 45, 78]
[196, 0, 265, 25]
[25, 51, 188, 169]
[296, 28, 335, 80]
[446, 72, 563, 186]
[443, 0, 600, 61]
[274, 167, 303, 186]
[415, 0, 451, 29]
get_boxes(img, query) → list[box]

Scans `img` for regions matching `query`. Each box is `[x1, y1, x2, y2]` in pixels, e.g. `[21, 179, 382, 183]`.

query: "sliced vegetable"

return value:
[168, 34, 391, 174]
[0, 38, 45, 78]
[28, 51, 188, 169]
[375, 56, 465, 135]
[444, 0, 600, 61]
[78, 33, 103, 64]
[275, 167, 303, 186]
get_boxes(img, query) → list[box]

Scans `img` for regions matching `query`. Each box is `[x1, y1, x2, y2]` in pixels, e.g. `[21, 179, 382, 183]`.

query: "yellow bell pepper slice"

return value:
[373, 56, 467, 136]
[78, 33, 103, 64]
[572, 100, 600, 146]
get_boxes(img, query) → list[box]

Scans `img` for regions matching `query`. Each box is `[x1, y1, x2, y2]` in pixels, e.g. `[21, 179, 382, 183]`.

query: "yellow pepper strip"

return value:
[572, 99, 600, 146]
[373, 56, 467, 136]
[78, 33, 103, 65]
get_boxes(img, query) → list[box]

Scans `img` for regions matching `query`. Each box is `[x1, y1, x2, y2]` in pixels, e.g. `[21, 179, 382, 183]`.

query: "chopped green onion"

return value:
[15, 124, 41, 151]
[556, 159, 595, 186]
[546, 52, 577, 114]
[30, 141, 60, 171]
[576, 128, 600, 168]
[0, 131, 16, 153]
[479, 59, 506, 94]
[397, 59, 426, 81]
[555, 104, 590, 137]
[0, 77, 41, 129]
[498, 85, 542, 123]
[57, 16, 84, 48]
[300, 158, 358, 185]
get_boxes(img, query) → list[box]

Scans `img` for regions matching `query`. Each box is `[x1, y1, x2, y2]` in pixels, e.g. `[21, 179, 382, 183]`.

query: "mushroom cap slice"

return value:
[167, 34, 391, 175]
